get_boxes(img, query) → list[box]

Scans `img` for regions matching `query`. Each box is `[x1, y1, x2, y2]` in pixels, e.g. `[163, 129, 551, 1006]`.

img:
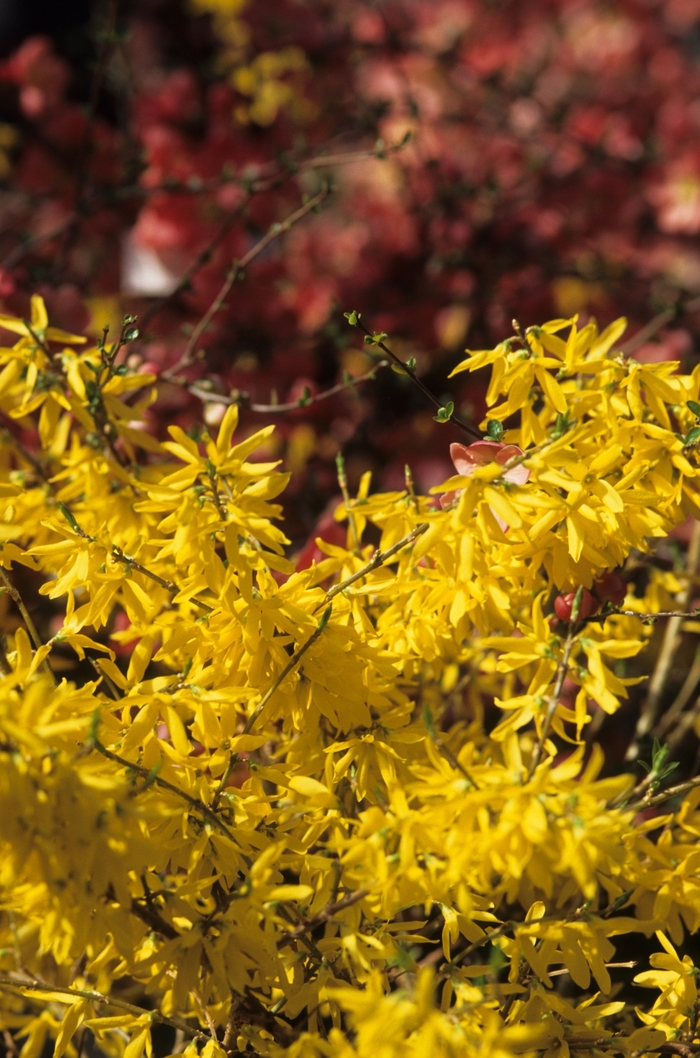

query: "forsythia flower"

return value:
[2, 302, 700, 1057]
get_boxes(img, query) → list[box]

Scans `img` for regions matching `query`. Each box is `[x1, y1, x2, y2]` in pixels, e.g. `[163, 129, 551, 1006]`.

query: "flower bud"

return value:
[554, 588, 597, 623]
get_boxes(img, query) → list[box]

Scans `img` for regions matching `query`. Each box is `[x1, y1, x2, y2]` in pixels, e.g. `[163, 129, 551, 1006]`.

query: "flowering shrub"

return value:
[2, 0, 700, 535]
[1, 298, 700, 1057]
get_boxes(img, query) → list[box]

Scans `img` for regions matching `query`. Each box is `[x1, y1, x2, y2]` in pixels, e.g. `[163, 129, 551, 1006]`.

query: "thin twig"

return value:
[619, 295, 700, 356]
[139, 198, 250, 329]
[353, 319, 481, 440]
[336, 453, 360, 553]
[654, 644, 700, 742]
[142, 142, 406, 329]
[429, 730, 480, 789]
[0, 568, 56, 686]
[23, 320, 52, 357]
[438, 905, 589, 977]
[0, 975, 210, 1042]
[92, 738, 237, 841]
[191, 990, 219, 1040]
[276, 888, 370, 949]
[1, 141, 407, 270]
[221, 994, 241, 1056]
[527, 632, 576, 779]
[111, 546, 213, 613]
[129, 898, 179, 940]
[627, 772, 700, 811]
[163, 189, 330, 382]
[666, 690, 700, 756]
[188, 361, 388, 413]
[626, 519, 700, 761]
[318, 522, 429, 610]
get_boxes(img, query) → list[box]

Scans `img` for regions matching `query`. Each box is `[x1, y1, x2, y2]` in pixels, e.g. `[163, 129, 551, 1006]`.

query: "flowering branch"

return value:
[110, 546, 213, 614]
[627, 772, 700, 812]
[320, 522, 429, 608]
[92, 738, 237, 841]
[212, 605, 333, 807]
[0, 974, 211, 1042]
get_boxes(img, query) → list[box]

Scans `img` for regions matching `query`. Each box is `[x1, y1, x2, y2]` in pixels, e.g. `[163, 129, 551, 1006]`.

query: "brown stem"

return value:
[0, 568, 56, 686]
[626, 519, 700, 761]
[527, 632, 576, 779]
[654, 645, 700, 743]
[205, 467, 227, 523]
[111, 546, 213, 613]
[22, 320, 52, 357]
[336, 454, 360, 554]
[426, 728, 479, 789]
[627, 772, 700, 811]
[187, 360, 387, 413]
[92, 738, 237, 841]
[191, 990, 219, 1040]
[438, 904, 589, 977]
[139, 197, 250, 329]
[163, 189, 330, 382]
[319, 522, 429, 610]
[130, 898, 179, 940]
[276, 888, 370, 948]
[221, 994, 242, 1056]
[1, 423, 49, 482]
[2, 142, 407, 271]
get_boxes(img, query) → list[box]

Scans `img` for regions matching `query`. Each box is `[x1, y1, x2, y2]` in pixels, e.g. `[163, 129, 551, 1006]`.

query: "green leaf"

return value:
[364, 331, 388, 346]
[434, 401, 454, 423]
[343, 310, 361, 326]
[687, 400, 700, 417]
[405, 356, 416, 371]
[686, 427, 700, 445]
[486, 420, 504, 441]
[551, 410, 573, 440]
[58, 503, 82, 535]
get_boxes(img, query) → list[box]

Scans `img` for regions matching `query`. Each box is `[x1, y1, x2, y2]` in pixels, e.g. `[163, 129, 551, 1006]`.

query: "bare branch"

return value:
[162, 189, 330, 382]
[528, 632, 576, 779]
[353, 318, 481, 440]
[187, 360, 388, 414]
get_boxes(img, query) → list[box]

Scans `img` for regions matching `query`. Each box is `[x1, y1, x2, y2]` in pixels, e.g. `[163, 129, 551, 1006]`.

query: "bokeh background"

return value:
[1, 0, 700, 554]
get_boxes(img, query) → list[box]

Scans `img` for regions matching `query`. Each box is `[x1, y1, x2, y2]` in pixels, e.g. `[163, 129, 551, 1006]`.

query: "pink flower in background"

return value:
[441, 441, 530, 524]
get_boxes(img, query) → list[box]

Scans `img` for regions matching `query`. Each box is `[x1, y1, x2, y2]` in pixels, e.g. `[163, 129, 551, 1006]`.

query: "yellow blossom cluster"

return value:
[2, 298, 700, 1057]
[189, 0, 315, 126]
